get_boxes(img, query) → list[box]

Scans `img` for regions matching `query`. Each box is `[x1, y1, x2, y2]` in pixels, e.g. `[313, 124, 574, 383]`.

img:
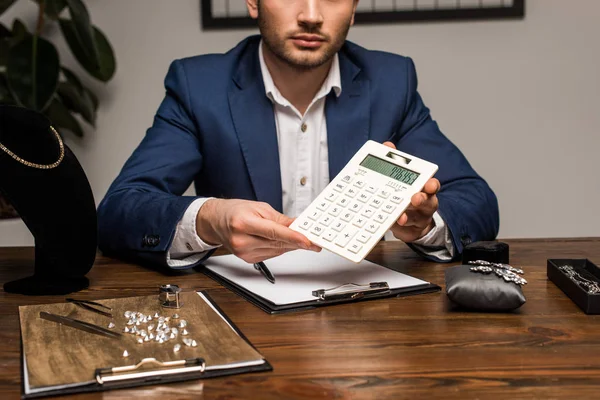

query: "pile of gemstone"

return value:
[115, 310, 198, 355]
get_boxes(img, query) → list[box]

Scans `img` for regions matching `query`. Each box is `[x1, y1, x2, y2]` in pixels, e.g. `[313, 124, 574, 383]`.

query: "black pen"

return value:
[254, 261, 276, 284]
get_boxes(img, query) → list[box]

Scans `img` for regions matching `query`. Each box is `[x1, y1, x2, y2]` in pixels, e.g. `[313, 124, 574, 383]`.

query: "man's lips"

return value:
[291, 34, 326, 48]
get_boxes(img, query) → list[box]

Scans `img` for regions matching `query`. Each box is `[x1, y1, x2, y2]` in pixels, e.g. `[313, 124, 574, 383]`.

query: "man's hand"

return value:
[196, 199, 320, 263]
[382, 141, 440, 243]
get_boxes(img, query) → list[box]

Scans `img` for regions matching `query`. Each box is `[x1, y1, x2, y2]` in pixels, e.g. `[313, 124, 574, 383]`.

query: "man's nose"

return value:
[298, 0, 324, 27]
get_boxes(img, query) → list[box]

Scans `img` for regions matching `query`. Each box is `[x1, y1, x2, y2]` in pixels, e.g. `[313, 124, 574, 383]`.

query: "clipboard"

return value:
[19, 291, 272, 398]
[201, 250, 441, 314]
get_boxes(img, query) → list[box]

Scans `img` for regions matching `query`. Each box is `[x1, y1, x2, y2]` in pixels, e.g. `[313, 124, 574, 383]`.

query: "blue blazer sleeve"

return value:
[97, 60, 213, 269]
[394, 58, 499, 260]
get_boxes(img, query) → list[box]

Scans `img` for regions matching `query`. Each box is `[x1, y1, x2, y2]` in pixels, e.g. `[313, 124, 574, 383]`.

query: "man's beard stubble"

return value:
[257, 13, 352, 71]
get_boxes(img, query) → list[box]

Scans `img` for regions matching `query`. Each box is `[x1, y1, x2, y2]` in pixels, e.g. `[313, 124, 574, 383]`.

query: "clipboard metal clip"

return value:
[312, 282, 390, 301]
[95, 357, 206, 385]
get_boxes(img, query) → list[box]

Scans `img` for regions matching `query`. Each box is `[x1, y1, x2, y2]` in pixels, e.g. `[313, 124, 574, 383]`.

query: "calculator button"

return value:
[356, 233, 371, 244]
[337, 197, 350, 207]
[348, 201, 363, 213]
[328, 206, 342, 217]
[390, 195, 403, 204]
[347, 242, 363, 254]
[335, 227, 358, 247]
[357, 192, 371, 203]
[298, 220, 313, 230]
[382, 203, 396, 214]
[365, 222, 379, 234]
[308, 210, 322, 221]
[374, 213, 388, 224]
[369, 198, 383, 209]
[333, 182, 346, 192]
[322, 231, 337, 242]
[378, 189, 391, 199]
[341, 175, 354, 184]
[365, 185, 378, 194]
[352, 217, 367, 228]
[340, 211, 354, 223]
[310, 225, 324, 236]
[331, 221, 346, 232]
[354, 179, 366, 189]
[316, 201, 330, 212]
[345, 187, 358, 198]
[319, 215, 334, 227]
[324, 191, 339, 202]
[340, 210, 354, 222]
[361, 207, 376, 219]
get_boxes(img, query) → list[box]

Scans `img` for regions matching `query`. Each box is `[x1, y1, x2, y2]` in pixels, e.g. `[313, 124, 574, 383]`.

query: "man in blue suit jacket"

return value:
[98, 0, 499, 269]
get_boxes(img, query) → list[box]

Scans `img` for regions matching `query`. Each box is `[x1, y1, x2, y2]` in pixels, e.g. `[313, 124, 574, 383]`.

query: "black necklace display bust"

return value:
[0, 105, 97, 295]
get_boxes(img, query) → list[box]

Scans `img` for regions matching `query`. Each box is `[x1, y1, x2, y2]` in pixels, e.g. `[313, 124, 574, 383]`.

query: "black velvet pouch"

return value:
[445, 265, 526, 311]
[445, 241, 525, 311]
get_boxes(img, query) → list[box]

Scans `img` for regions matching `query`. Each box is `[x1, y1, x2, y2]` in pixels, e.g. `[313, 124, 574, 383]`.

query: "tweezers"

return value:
[39, 311, 122, 339]
[66, 298, 113, 318]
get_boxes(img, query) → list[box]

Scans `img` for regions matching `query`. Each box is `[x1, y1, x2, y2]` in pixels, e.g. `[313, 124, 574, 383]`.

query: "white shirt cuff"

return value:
[410, 211, 455, 261]
[166, 197, 221, 267]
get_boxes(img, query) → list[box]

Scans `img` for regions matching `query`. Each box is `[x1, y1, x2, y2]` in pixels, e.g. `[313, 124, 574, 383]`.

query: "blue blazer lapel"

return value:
[228, 42, 283, 212]
[325, 50, 371, 181]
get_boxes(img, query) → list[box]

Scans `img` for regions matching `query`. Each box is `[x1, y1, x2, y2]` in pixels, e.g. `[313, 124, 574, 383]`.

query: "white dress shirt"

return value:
[167, 42, 454, 267]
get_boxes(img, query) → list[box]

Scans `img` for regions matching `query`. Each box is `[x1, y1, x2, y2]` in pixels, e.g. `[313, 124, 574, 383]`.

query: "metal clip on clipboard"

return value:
[95, 357, 206, 385]
[312, 282, 390, 301]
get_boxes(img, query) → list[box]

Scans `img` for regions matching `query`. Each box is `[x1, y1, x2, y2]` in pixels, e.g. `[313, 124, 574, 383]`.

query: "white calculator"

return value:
[290, 140, 438, 263]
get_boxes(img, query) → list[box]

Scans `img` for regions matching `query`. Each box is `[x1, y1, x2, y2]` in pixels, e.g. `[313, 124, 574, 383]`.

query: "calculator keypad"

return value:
[289, 141, 437, 263]
[295, 169, 408, 261]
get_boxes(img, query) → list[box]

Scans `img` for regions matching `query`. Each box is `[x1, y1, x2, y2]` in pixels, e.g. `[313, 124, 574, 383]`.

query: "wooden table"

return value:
[1, 238, 600, 399]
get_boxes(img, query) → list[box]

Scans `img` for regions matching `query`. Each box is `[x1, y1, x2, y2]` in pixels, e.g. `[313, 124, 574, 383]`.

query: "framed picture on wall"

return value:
[201, 0, 525, 30]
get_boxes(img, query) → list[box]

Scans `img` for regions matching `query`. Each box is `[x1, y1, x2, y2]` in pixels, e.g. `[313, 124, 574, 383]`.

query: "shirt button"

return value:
[301, 123, 307, 132]
[300, 176, 307, 186]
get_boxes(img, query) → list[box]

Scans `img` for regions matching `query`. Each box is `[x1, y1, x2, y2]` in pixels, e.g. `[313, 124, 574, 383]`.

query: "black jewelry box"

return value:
[547, 259, 600, 314]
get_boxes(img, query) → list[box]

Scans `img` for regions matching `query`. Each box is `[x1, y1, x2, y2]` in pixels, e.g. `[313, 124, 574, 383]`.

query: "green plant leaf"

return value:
[32, 0, 68, 19]
[63, 0, 99, 68]
[57, 80, 95, 125]
[61, 66, 83, 92]
[84, 86, 97, 111]
[10, 19, 29, 46]
[59, 20, 115, 82]
[44, 96, 83, 136]
[0, 41, 7, 66]
[0, 23, 10, 38]
[6, 36, 60, 111]
[0, 0, 17, 16]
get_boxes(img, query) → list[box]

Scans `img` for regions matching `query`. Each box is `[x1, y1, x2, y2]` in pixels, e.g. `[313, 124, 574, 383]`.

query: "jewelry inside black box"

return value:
[558, 264, 600, 295]
[468, 260, 527, 286]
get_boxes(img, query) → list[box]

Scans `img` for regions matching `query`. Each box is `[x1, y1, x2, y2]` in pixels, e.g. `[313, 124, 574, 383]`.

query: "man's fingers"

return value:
[423, 178, 440, 194]
[397, 213, 408, 226]
[382, 141, 396, 149]
[245, 218, 314, 249]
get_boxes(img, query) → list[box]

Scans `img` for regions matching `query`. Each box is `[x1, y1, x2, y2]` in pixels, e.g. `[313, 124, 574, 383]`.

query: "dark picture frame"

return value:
[201, 0, 525, 30]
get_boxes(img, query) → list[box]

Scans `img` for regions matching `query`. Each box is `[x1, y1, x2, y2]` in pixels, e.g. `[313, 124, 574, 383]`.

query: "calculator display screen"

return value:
[360, 155, 420, 185]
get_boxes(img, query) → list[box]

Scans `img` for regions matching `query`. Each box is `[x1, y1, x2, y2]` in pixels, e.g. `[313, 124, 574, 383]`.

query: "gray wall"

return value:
[1, 0, 599, 246]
